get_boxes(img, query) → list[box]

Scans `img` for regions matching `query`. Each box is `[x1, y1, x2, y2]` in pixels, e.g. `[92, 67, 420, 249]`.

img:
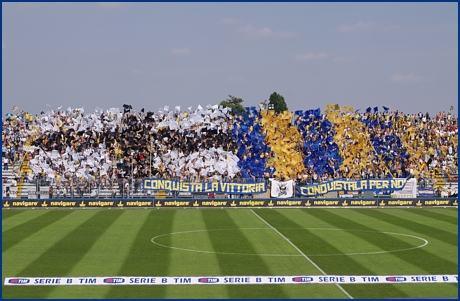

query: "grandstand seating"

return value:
[2, 104, 457, 199]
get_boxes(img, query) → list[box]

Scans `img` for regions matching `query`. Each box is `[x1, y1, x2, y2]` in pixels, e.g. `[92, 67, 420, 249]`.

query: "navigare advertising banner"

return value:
[3, 198, 457, 208]
[4, 275, 457, 286]
[297, 178, 410, 197]
[142, 178, 266, 195]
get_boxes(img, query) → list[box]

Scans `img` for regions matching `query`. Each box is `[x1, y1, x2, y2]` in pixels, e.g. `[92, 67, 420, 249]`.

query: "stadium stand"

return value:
[2, 103, 458, 199]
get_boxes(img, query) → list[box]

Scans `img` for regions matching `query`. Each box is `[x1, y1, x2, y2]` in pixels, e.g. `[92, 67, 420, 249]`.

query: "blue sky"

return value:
[2, 2, 458, 116]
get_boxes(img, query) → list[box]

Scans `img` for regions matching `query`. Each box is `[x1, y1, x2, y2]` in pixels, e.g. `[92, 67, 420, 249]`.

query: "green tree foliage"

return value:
[268, 92, 288, 113]
[220, 95, 246, 115]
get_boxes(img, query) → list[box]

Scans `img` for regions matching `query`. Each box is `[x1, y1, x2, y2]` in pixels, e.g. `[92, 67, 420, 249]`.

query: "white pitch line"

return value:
[251, 210, 354, 299]
[151, 228, 428, 257]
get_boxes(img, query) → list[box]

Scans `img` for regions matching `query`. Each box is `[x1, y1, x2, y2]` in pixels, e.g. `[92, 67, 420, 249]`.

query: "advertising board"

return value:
[2, 198, 457, 208]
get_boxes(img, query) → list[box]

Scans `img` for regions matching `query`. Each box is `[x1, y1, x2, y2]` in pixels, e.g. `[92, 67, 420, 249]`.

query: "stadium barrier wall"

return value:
[2, 198, 458, 209]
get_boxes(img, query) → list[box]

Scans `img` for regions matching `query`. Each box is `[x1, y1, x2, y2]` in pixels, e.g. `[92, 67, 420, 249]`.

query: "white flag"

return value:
[270, 179, 295, 198]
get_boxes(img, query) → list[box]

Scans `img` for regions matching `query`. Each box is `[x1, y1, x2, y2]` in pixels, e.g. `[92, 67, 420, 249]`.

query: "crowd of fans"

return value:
[1, 103, 458, 196]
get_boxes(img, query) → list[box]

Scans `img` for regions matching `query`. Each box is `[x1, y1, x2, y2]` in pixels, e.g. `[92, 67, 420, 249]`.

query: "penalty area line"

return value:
[250, 209, 354, 299]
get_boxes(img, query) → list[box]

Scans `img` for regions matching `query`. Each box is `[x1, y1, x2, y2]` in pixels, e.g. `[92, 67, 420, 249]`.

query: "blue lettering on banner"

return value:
[174, 277, 191, 283]
[268, 277, 285, 283]
[129, 277, 156, 284]
[34, 279, 61, 284]
[224, 277, 250, 283]
[410, 276, 437, 282]
[319, 276, 345, 283]
[361, 276, 379, 282]
[3, 274, 458, 286]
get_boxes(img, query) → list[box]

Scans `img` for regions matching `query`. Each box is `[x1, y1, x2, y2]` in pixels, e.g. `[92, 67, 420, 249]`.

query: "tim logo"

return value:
[386, 277, 407, 282]
[103, 278, 125, 284]
[8, 279, 30, 284]
[198, 278, 219, 283]
[292, 277, 314, 283]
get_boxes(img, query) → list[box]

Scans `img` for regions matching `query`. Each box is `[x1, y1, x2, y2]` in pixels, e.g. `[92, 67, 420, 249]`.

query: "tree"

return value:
[268, 92, 288, 113]
[220, 95, 245, 115]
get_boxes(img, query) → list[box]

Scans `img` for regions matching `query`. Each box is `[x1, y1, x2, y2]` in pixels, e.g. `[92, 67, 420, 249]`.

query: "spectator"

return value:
[49, 186, 54, 199]
[4, 186, 11, 198]
[1, 103, 457, 198]
[3, 156, 9, 170]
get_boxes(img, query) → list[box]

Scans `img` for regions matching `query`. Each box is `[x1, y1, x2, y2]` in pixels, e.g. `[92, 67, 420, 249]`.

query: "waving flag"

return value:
[270, 179, 295, 198]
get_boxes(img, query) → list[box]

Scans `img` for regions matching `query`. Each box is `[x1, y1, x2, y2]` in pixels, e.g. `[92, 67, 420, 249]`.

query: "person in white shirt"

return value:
[3, 157, 9, 170]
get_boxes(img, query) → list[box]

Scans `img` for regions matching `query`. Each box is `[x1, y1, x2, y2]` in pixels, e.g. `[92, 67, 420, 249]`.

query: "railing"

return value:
[11, 175, 457, 200]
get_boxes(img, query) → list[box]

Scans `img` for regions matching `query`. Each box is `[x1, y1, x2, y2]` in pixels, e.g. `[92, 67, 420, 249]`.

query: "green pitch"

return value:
[2, 207, 458, 299]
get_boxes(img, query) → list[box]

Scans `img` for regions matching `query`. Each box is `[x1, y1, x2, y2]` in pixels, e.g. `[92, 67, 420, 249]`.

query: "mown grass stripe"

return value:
[399, 208, 458, 226]
[161, 209, 228, 298]
[355, 209, 457, 247]
[47, 210, 151, 299]
[2, 210, 50, 232]
[256, 209, 410, 299]
[3, 210, 123, 299]
[2, 209, 26, 220]
[227, 209, 300, 256]
[388, 208, 458, 236]
[446, 208, 458, 213]
[3, 210, 97, 278]
[105, 210, 176, 299]
[201, 209, 286, 299]
[2, 210, 96, 298]
[316, 209, 457, 274]
[3, 210, 74, 253]
[310, 208, 458, 298]
[251, 209, 353, 299]
[2, 207, 457, 299]
[429, 207, 458, 218]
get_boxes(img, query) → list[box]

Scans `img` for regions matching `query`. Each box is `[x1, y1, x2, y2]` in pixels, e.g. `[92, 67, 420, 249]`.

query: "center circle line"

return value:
[150, 228, 428, 257]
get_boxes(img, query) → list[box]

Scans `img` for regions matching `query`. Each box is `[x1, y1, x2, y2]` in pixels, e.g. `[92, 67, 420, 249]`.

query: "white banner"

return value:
[394, 178, 417, 198]
[5, 275, 457, 286]
[23, 146, 36, 152]
[270, 179, 294, 198]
